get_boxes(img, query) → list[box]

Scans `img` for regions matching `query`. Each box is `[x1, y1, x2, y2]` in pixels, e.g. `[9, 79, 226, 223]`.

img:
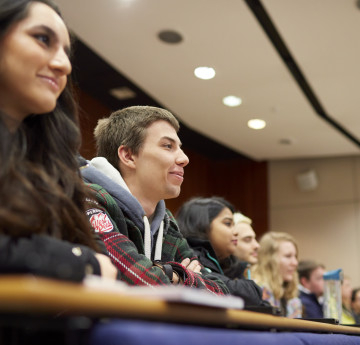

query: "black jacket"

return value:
[186, 237, 265, 307]
[0, 234, 101, 282]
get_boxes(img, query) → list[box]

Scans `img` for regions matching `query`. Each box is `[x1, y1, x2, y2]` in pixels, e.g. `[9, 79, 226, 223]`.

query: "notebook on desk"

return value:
[84, 275, 244, 310]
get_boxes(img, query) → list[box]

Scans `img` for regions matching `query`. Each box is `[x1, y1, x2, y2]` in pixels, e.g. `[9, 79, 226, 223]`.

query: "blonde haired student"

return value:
[252, 232, 302, 318]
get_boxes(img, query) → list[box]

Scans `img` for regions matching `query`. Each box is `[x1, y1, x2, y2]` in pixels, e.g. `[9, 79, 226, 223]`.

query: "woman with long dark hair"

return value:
[176, 197, 265, 307]
[0, 0, 116, 281]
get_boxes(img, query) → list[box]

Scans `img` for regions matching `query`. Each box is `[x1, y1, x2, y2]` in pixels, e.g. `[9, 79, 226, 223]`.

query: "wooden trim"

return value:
[0, 276, 359, 335]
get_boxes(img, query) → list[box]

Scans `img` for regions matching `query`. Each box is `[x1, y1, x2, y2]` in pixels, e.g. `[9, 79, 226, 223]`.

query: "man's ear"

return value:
[300, 276, 308, 288]
[118, 145, 136, 169]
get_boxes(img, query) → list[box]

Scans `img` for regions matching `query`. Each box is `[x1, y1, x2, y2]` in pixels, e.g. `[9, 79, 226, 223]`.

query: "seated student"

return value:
[80, 106, 228, 293]
[176, 197, 265, 307]
[252, 232, 302, 318]
[342, 276, 356, 324]
[232, 212, 259, 266]
[0, 0, 117, 281]
[297, 260, 325, 318]
[351, 288, 360, 324]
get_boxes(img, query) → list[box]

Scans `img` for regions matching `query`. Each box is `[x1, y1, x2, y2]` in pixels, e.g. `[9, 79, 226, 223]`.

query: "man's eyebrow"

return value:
[161, 136, 182, 147]
[34, 25, 71, 56]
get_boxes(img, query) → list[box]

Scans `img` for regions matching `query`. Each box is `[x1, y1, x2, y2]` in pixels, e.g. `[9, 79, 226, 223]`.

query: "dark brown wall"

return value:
[77, 89, 268, 237]
[165, 150, 268, 237]
[78, 89, 111, 159]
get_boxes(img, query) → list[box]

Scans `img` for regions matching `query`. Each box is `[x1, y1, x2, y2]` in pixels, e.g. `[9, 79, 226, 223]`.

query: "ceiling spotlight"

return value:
[109, 87, 136, 100]
[194, 67, 216, 80]
[248, 119, 266, 130]
[223, 95, 242, 107]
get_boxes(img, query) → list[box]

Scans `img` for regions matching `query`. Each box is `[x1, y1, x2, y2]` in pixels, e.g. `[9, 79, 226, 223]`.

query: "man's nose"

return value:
[177, 149, 189, 167]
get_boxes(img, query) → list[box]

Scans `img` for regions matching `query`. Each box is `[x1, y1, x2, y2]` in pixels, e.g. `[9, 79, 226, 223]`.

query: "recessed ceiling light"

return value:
[194, 67, 215, 80]
[109, 87, 136, 100]
[279, 138, 293, 145]
[158, 30, 183, 44]
[248, 119, 266, 130]
[223, 95, 242, 107]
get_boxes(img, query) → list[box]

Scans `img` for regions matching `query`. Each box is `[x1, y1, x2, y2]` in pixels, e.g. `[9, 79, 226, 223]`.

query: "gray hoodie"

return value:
[81, 157, 166, 260]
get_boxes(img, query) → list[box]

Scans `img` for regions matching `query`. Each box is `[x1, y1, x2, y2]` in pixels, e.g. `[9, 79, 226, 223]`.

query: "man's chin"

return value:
[164, 187, 181, 200]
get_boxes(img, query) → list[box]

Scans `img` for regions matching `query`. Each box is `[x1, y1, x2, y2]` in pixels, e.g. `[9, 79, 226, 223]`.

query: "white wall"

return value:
[269, 155, 360, 286]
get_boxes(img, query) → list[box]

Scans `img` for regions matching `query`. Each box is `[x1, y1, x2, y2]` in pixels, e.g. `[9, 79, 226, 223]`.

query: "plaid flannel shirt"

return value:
[85, 183, 229, 295]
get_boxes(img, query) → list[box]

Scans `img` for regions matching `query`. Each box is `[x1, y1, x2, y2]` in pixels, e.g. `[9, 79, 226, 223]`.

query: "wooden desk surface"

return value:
[1, 275, 360, 335]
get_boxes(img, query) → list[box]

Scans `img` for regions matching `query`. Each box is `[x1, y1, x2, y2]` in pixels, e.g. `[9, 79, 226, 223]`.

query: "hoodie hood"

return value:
[81, 157, 166, 260]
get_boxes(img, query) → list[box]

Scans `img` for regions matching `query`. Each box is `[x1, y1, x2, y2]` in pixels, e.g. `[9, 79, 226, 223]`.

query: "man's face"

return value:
[352, 291, 360, 314]
[303, 266, 325, 297]
[132, 120, 189, 204]
[233, 223, 259, 265]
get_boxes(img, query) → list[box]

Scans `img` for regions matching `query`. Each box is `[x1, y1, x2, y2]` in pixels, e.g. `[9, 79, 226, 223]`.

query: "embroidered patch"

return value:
[86, 208, 113, 233]
[85, 197, 99, 205]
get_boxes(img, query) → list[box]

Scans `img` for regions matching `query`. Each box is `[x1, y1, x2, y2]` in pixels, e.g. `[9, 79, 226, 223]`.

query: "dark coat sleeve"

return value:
[188, 240, 267, 307]
[0, 234, 101, 282]
[210, 271, 264, 307]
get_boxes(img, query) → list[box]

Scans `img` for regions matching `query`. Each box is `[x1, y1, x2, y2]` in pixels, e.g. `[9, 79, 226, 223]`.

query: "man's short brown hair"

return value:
[298, 260, 325, 280]
[94, 106, 180, 170]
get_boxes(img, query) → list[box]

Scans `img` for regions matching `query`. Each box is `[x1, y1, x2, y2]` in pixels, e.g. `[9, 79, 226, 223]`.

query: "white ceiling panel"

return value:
[57, 0, 360, 160]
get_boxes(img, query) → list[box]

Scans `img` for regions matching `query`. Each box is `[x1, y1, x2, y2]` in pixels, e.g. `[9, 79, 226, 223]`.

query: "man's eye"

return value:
[164, 144, 172, 149]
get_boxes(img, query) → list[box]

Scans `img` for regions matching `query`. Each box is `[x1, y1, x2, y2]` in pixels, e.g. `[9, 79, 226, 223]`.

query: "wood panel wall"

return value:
[77, 89, 268, 237]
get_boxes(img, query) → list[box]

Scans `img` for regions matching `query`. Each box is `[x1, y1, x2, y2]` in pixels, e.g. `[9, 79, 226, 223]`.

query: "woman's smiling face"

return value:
[277, 240, 298, 282]
[0, 2, 71, 123]
[208, 207, 237, 260]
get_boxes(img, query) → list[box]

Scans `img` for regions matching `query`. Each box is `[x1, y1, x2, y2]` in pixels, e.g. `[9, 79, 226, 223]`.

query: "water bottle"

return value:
[323, 268, 343, 323]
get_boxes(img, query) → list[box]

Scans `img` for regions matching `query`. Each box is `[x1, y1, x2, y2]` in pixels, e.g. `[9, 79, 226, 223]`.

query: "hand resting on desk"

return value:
[95, 253, 118, 280]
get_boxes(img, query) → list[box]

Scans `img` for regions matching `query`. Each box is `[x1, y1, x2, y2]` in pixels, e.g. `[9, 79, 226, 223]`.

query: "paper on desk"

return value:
[84, 275, 244, 310]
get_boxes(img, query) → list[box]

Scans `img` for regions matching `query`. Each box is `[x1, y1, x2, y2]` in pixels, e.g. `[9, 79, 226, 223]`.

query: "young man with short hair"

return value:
[351, 288, 360, 323]
[232, 213, 259, 266]
[81, 106, 228, 294]
[298, 260, 325, 318]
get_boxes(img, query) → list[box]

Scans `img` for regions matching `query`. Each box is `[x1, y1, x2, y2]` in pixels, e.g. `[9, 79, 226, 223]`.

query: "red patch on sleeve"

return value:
[86, 208, 114, 233]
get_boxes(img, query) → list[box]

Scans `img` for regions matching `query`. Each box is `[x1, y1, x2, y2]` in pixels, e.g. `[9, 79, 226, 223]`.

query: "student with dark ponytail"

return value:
[176, 196, 266, 307]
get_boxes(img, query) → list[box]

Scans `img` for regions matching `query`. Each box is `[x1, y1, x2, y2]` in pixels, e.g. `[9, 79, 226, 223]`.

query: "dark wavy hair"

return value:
[0, 0, 98, 250]
[176, 197, 235, 241]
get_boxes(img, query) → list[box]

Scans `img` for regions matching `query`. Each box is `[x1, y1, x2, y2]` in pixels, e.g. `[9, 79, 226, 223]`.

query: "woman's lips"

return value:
[39, 75, 60, 92]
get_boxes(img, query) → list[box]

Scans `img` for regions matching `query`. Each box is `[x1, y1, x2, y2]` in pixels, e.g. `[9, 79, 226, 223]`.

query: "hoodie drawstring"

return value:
[143, 216, 164, 260]
[143, 216, 151, 259]
[154, 221, 164, 261]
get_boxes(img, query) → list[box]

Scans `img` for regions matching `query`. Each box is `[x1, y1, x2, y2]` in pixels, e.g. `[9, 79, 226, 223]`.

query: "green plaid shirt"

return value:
[85, 183, 229, 295]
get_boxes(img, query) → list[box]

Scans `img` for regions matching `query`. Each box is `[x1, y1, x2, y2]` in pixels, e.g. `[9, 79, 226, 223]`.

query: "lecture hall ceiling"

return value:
[57, 0, 360, 161]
